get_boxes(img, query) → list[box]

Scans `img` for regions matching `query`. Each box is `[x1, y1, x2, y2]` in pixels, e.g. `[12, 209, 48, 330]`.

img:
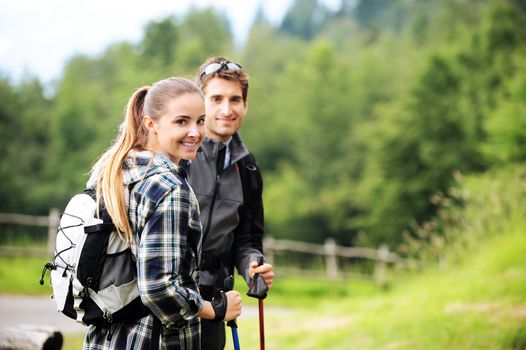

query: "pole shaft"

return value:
[259, 299, 265, 350]
[232, 327, 240, 350]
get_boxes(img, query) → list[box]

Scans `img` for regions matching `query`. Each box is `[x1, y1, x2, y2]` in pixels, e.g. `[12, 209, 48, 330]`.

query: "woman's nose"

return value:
[188, 123, 201, 137]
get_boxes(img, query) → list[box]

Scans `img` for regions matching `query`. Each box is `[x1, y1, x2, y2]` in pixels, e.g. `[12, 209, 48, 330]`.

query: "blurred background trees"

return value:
[1, 0, 525, 252]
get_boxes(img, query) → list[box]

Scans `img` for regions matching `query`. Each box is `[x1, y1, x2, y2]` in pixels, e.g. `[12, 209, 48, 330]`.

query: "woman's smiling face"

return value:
[145, 92, 206, 163]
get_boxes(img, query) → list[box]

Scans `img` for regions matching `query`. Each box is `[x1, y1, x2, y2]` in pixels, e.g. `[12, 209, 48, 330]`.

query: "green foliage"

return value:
[242, 21, 306, 171]
[279, 0, 328, 40]
[136, 9, 235, 78]
[227, 217, 526, 349]
[365, 53, 486, 245]
[140, 16, 179, 68]
[46, 53, 126, 206]
[0, 77, 52, 213]
[6, 11, 526, 349]
[480, 1, 526, 163]
[353, 0, 526, 246]
[2, 0, 526, 250]
[174, 8, 233, 72]
[484, 65, 526, 163]
[400, 164, 526, 265]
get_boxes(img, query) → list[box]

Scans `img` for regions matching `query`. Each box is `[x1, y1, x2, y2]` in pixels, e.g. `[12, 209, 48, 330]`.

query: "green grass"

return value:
[224, 229, 526, 350]
[62, 333, 85, 350]
[2, 229, 525, 349]
[4, 166, 526, 349]
[2, 230, 525, 349]
[0, 255, 52, 295]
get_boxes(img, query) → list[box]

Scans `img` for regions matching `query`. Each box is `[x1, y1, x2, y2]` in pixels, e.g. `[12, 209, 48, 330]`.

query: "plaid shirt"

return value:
[84, 151, 204, 349]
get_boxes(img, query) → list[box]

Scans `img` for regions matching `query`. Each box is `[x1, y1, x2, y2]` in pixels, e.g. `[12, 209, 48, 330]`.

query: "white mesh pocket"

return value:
[93, 278, 140, 314]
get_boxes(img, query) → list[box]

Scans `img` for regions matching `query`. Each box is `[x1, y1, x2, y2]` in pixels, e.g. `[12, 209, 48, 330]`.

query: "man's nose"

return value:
[220, 101, 232, 116]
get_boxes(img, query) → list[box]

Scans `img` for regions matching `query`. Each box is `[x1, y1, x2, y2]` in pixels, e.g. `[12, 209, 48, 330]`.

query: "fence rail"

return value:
[263, 236, 418, 281]
[0, 209, 418, 281]
[0, 209, 60, 257]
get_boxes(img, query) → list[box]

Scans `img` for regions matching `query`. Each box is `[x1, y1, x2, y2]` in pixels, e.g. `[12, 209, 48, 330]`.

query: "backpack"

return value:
[40, 189, 149, 328]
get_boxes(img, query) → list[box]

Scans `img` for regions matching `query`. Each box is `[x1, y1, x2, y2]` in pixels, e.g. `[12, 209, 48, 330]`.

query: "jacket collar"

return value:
[200, 133, 249, 165]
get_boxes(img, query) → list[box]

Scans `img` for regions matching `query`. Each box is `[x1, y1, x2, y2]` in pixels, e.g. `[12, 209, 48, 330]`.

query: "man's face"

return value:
[203, 77, 247, 143]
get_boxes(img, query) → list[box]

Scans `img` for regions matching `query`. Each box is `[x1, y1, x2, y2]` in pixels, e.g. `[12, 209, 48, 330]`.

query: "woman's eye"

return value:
[197, 118, 205, 125]
[175, 119, 186, 125]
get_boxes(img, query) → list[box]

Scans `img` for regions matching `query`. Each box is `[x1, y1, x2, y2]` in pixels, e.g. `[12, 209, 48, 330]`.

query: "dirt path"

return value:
[0, 295, 85, 334]
[0, 295, 269, 334]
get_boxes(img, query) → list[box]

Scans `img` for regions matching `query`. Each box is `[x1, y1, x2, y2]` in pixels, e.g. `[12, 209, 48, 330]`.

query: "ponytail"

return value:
[96, 86, 149, 244]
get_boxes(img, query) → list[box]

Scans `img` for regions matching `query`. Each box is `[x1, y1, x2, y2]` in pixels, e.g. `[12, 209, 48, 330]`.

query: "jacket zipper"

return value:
[203, 173, 220, 244]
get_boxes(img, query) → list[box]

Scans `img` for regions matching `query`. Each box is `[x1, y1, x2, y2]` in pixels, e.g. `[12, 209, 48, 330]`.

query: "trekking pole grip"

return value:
[224, 276, 237, 328]
[247, 257, 268, 300]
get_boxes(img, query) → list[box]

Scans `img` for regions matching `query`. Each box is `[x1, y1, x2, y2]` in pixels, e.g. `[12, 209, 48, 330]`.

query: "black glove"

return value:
[211, 289, 228, 322]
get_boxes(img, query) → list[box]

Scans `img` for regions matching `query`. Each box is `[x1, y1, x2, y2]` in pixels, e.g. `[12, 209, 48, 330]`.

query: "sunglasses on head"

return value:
[200, 61, 242, 80]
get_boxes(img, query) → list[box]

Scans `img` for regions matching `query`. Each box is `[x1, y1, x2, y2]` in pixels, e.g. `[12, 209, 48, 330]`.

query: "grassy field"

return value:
[1, 226, 525, 350]
[222, 229, 526, 350]
[2, 167, 526, 349]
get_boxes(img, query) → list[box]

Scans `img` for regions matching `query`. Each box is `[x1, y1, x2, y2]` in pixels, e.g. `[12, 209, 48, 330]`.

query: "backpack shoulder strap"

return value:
[238, 153, 261, 206]
[83, 188, 115, 229]
[237, 153, 264, 252]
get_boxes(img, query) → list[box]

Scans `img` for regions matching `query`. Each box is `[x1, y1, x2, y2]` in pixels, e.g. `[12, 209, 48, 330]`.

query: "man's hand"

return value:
[249, 261, 274, 289]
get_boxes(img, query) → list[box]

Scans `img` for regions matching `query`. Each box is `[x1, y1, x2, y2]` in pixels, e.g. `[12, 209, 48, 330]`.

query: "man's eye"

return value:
[197, 118, 205, 125]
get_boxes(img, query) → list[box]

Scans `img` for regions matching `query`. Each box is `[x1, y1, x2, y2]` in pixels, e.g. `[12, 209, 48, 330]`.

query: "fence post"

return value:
[324, 238, 338, 279]
[263, 236, 274, 266]
[47, 208, 59, 257]
[374, 244, 389, 285]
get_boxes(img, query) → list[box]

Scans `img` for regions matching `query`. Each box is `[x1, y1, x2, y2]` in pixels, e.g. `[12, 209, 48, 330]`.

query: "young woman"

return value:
[83, 77, 241, 349]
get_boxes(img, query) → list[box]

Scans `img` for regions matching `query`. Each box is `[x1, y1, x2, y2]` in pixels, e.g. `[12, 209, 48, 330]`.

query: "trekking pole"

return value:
[224, 276, 241, 350]
[247, 257, 268, 350]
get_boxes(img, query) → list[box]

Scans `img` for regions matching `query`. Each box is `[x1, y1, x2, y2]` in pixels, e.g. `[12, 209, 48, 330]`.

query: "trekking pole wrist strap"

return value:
[211, 290, 227, 322]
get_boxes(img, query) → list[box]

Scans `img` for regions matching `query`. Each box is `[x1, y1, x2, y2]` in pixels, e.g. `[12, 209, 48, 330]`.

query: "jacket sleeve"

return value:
[234, 155, 265, 284]
[136, 185, 204, 327]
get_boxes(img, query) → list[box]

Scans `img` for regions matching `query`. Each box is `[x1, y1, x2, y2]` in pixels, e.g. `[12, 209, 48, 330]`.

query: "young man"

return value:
[188, 56, 274, 349]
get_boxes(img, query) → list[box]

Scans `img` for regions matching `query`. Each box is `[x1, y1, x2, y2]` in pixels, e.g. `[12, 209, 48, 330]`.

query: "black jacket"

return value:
[187, 133, 264, 295]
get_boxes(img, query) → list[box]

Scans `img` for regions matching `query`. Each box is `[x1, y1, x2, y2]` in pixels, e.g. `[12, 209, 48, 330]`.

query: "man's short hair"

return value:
[196, 56, 249, 103]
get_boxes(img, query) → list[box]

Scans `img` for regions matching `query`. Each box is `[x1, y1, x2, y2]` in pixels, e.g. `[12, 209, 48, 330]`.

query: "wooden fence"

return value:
[0, 209, 59, 257]
[263, 236, 418, 281]
[0, 209, 418, 281]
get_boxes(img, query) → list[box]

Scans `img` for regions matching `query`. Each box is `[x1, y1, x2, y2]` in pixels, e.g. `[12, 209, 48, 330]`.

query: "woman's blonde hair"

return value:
[96, 77, 203, 244]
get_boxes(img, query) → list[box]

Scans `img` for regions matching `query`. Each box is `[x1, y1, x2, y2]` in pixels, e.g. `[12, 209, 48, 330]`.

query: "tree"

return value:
[0, 77, 52, 213]
[175, 8, 233, 73]
[279, 0, 328, 40]
[242, 16, 306, 171]
[45, 43, 144, 207]
[139, 16, 179, 68]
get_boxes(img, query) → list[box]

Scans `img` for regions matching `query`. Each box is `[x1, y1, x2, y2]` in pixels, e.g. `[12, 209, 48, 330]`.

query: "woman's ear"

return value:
[143, 116, 157, 134]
